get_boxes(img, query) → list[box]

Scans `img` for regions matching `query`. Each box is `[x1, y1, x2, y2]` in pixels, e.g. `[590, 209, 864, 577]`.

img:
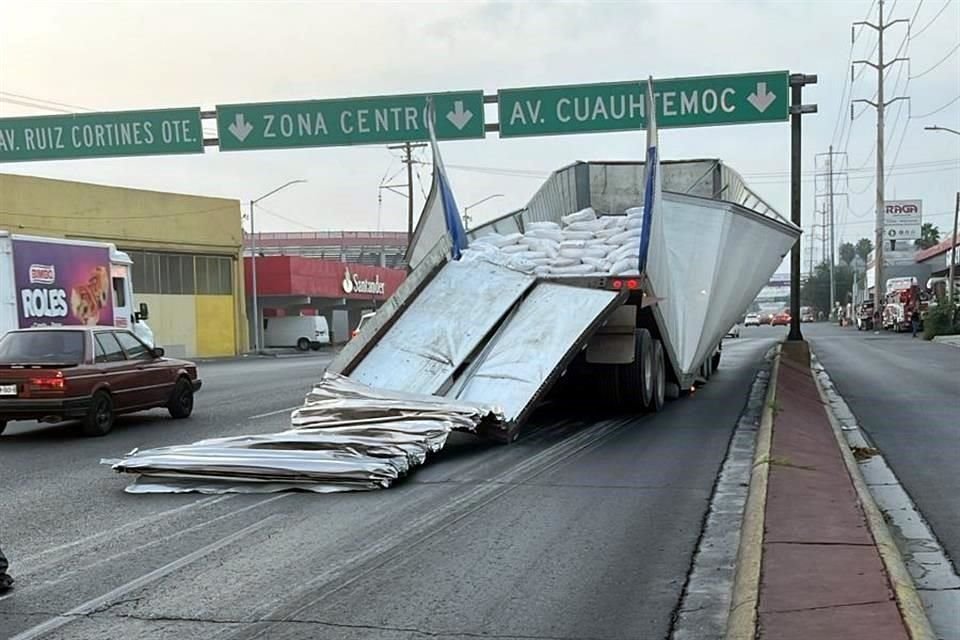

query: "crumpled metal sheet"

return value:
[106, 373, 503, 494]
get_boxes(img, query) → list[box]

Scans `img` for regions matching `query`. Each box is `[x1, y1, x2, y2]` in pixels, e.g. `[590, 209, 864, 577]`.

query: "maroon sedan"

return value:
[0, 327, 201, 436]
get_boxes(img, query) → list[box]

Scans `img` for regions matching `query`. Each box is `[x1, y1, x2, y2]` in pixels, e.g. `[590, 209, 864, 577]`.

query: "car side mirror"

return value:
[152, 347, 165, 358]
[136, 302, 150, 321]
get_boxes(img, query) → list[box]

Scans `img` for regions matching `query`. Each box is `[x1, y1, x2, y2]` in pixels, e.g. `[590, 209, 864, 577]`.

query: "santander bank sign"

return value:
[341, 267, 386, 296]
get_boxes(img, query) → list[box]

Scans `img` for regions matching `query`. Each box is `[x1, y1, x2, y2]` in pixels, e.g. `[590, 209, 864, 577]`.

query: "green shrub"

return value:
[923, 300, 960, 340]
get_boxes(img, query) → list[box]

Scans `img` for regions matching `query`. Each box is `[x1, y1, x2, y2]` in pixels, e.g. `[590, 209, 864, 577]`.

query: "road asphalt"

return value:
[0, 335, 778, 640]
[805, 322, 960, 574]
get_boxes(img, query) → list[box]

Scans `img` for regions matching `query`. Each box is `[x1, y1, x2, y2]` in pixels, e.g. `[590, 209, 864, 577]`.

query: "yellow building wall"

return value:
[195, 295, 236, 358]
[138, 294, 197, 358]
[0, 173, 242, 253]
[0, 173, 249, 356]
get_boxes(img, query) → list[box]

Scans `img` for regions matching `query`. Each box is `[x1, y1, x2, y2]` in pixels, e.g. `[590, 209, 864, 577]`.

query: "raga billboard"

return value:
[12, 239, 114, 328]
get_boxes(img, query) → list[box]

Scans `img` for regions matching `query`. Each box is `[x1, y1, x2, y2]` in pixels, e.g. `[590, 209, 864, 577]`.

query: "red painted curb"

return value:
[757, 353, 909, 640]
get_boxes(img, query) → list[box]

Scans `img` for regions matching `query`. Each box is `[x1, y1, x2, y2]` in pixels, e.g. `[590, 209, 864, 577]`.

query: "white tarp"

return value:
[451, 282, 620, 423]
[348, 260, 534, 395]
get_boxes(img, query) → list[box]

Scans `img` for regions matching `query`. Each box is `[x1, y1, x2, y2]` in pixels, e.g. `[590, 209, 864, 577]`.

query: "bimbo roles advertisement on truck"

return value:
[12, 239, 114, 328]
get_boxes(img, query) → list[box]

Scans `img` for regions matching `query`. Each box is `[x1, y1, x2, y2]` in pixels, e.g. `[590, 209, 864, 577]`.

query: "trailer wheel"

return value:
[618, 328, 654, 410]
[597, 365, 622, 407]
[711, 349, 721, 372]
[650, 340, 666, 412]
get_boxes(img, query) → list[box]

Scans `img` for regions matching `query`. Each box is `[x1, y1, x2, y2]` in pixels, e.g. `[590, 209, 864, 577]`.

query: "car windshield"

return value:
[0, 331, 86, 364]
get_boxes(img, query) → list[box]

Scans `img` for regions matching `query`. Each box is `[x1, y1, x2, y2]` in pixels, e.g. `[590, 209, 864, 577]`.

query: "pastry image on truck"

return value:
[0, 232, 154, 346]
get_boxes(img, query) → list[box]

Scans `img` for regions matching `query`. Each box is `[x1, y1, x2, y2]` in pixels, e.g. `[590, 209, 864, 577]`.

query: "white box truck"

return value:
[0, 232, 154, 346]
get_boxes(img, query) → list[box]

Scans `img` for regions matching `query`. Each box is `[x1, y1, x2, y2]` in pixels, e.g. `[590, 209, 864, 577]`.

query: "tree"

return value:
[915, 223, 941, 250]
[839, 242, 856, 265]
[801, 260, 855, 314]
[855, 238, 873, 263]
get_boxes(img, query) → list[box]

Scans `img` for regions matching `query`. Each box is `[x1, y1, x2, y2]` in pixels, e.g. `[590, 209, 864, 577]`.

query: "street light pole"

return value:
[249, 179, 307, 352]
[462, 193, 504, 230]
[923, 126, 960, 305]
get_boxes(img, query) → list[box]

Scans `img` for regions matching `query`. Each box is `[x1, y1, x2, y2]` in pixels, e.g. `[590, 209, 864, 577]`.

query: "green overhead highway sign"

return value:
[216, 91, 485, 151]
[498, 71, 789, 138]
[0, 108, 204, 163]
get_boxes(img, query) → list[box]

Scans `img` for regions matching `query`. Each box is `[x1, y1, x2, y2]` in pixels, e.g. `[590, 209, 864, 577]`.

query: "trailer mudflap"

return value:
[448, 282, 624, 433]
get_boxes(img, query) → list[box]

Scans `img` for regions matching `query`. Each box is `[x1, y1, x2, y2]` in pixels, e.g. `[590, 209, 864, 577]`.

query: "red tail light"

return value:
[28, 371, 65, 393]
[626, 279, 639, 290]
[611, 279, 623, 289]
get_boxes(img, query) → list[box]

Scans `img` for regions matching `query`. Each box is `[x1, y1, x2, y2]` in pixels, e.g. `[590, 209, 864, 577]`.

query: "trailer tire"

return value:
[618, 328, 654, 410]
[711, 349, 721, 372]
[597, 365, 622, 406]
[650, 340, 666, 412]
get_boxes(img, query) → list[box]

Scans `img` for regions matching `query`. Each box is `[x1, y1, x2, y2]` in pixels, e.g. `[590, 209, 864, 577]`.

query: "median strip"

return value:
[727, 340, 934, 639]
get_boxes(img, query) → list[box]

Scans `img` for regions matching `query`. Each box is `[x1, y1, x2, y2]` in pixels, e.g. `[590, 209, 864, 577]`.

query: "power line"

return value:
[0, 202, 237, 222]
[910, 0, 956, 39]
[910, 42, 960, 78]
[0, 91, 94, 112]
[0, 97, 74, 114]
[253, 203, 324, 232]
[912, 93, 960, 118]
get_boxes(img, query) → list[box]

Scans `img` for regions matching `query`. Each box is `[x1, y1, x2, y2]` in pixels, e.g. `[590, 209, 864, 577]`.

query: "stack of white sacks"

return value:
[462, 206, 644, 277]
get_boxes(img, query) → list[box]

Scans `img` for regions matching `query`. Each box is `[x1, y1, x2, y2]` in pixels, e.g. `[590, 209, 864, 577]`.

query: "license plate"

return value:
[0, 384, 17, 396]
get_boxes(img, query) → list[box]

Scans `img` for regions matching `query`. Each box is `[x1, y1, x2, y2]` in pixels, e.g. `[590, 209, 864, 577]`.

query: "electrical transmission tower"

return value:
[815, 147, 849, 312]
[851, 0, 910, 315]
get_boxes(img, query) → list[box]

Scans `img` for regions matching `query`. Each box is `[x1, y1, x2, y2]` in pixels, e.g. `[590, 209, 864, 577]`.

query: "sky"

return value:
[1, 0, 958, 276]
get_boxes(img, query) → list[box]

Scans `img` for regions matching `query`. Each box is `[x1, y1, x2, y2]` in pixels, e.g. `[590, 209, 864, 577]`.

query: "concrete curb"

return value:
[725, 344, 780, 640]
[810, 356, 937, 640]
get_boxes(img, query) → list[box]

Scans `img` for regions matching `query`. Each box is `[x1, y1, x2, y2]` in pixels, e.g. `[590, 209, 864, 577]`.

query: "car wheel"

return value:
[0, 420, 6, 435]
[296, 338, 310, 351]
[168, 378, 194, 419]
[81, 391, 114, 437]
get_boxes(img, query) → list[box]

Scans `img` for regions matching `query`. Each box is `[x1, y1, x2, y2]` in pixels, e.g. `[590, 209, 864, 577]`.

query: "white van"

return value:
[263, 316, 330, 351]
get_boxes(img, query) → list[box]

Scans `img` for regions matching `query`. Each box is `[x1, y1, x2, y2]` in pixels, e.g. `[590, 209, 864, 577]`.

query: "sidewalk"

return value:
[730, 342, 932, 639]
[932, 334, 960, 349]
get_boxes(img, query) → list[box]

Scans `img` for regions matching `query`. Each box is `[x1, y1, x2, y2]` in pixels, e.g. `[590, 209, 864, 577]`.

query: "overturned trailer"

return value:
[108, 158, 801, 493]
[330, 159, 801, 441]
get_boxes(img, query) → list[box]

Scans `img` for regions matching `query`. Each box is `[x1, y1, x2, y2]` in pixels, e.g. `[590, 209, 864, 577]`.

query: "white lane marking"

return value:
[26, 495, 289, 587]
[245, 416, 631, 631]
[15, 495, 231, 567]
[9, 514, 282, 640]
[248, 405, 301, 420]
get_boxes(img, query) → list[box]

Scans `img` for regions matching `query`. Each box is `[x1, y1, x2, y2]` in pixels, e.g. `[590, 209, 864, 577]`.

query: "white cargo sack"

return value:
[561, 207, 597, 226]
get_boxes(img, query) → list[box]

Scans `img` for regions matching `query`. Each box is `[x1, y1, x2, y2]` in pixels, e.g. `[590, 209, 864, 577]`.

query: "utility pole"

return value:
[787, 73, 818, 343]
[386, 142, 427, 245]
[951, 191, 959, 306]
[853, 0, 909, 322]
[815, 147, 848, 315]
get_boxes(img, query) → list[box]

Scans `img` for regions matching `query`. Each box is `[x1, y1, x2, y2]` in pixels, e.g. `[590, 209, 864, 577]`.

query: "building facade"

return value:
[245, 256, 405, 344]
[0, 173, 247, 357]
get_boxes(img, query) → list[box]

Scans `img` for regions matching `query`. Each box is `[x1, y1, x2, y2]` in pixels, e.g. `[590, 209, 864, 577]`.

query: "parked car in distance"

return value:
[351, 311, 377, 339]
[744, 313, 761, 327]
[0, 327, 201, 436]
[800, 306, 815, 322]
[759, 312, 774, 325]
[725, 323, 742, 338]
[263, 316, 330, 351]
[771, 310, 792, 326]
